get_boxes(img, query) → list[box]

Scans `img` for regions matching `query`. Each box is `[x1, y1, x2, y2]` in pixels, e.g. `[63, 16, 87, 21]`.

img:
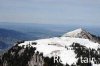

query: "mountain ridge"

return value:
[0, 28, 32, 53]
[62, 28, 100, 43]
[1, 28, 100, 66]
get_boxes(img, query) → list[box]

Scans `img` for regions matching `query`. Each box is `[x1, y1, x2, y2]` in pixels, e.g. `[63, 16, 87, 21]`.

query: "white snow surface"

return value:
[18, 37, 100, 65]
[62, 28, 85, 37]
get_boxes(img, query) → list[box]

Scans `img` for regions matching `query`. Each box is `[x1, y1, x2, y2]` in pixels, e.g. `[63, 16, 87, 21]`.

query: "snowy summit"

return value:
[17, 28, 100, 66]
[62, 28, 89, 38]
[62, 28, 100, 44]
[2, 28, 100, 66]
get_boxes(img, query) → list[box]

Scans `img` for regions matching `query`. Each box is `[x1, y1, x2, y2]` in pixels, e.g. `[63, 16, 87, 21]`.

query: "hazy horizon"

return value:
[0, 0, 100, 27]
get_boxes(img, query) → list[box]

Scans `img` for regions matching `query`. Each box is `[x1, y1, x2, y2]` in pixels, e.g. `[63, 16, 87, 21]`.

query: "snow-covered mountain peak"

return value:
[73, 28, 84, 32]
[2, 28, 100, 66]
[64, 28, 84, 34]
[62, 28, 92, 39]
[17, 36, 100, 65]
[69, 28, 83, 33]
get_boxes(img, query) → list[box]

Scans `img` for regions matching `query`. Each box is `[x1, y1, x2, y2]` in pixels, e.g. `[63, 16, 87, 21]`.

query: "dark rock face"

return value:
[79, 29, 100, 44]
[76, 30, 100, 44]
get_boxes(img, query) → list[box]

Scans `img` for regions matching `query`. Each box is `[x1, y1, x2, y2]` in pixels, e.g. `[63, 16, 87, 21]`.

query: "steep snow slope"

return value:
[62, 28, 100, 43]
[62, 28, 93, 39]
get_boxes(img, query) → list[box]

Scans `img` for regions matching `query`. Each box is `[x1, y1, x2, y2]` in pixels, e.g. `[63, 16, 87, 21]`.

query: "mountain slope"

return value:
[1, 28, 100, 66]
[0, 28, 31, 52]
[0, 28, 29, 39]
[62, 28, 100, 43]
[0, 41, 8, 50]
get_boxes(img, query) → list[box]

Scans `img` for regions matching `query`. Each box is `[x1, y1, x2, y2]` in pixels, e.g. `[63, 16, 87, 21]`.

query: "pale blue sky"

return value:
[0, 0, 100, 26]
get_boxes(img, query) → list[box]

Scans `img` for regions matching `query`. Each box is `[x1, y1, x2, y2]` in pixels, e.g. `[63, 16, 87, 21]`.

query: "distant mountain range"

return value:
[0, 28, 32, 53]
[1, 28, 100, 66]
[0, 41, 8, 50]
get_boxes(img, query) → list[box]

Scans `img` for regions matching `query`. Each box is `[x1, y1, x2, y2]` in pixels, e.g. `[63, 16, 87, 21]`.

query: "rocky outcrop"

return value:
[0, 44, 44, 66]
[28, 53, 44, 66]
